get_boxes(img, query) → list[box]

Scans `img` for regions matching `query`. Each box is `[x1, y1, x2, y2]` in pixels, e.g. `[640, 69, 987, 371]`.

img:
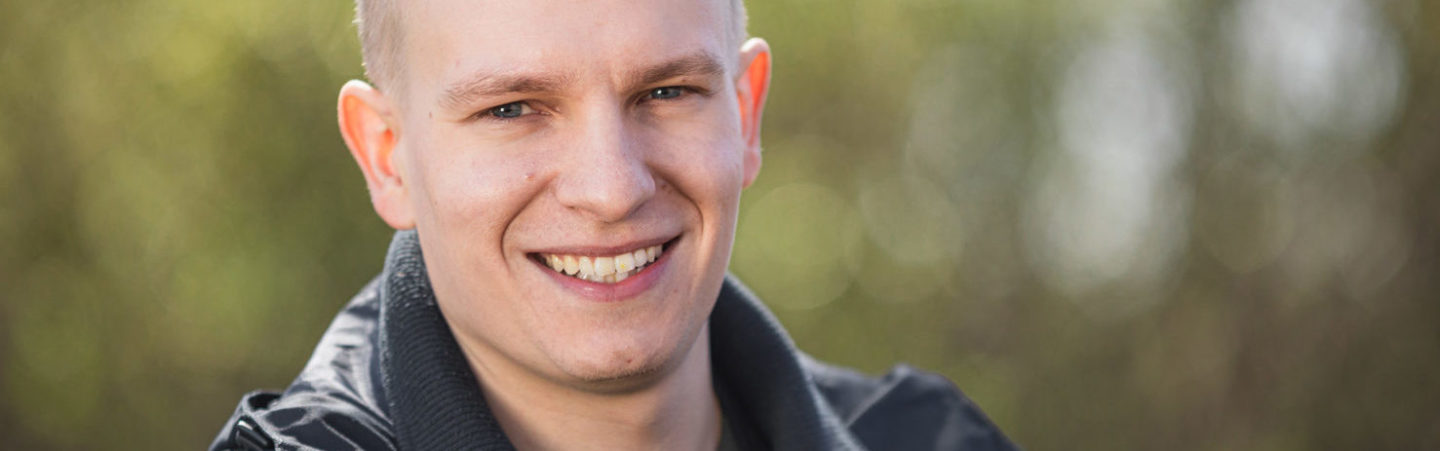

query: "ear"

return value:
[735, 38, 772, 188]
[338, 80, 416, 230]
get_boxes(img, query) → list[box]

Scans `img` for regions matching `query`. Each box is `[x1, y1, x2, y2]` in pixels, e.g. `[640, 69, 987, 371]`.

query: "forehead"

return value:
[399, 0, 734, 99]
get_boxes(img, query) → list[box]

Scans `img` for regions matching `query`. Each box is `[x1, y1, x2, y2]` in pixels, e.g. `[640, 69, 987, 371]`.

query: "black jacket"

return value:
[211, 231, 1017, 450]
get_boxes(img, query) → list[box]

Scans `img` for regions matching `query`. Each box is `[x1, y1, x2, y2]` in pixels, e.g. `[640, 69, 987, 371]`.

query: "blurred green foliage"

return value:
[3, 0, 1439, 449]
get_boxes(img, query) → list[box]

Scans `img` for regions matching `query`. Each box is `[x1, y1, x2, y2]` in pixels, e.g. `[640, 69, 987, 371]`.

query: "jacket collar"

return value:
[377, 230, 862, 450]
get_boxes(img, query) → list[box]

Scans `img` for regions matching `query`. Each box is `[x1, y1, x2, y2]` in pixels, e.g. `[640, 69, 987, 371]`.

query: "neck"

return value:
[465, 325, 723, 451]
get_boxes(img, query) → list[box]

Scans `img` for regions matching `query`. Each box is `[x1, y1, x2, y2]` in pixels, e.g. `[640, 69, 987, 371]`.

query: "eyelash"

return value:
[478, 101, 534, 121]
[473, 86, 700, 122]
[644, 86, 689, 101]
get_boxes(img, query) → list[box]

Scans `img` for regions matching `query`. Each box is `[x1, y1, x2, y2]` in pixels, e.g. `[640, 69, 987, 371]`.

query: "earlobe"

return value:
[736, 38, 772, 188]
[337, 80, 416, 229]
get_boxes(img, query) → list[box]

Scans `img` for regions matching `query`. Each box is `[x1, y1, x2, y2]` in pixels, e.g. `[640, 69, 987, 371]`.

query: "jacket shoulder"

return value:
[804, 356, 1020, 451]
[209, 389, 397, 451]
[210, 278, 397, 451]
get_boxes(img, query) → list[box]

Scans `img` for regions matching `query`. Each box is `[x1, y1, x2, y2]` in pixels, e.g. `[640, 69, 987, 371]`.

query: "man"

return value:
[212, 0, 1016, 449]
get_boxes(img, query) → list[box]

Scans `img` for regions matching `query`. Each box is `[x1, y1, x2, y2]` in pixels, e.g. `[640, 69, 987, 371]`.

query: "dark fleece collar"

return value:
[377, 230, 862, 450]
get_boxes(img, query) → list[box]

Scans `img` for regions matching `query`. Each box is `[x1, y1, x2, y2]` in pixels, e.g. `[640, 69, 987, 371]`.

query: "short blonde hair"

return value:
[353, 0, 403, 91]
[354, 0, 749, 92]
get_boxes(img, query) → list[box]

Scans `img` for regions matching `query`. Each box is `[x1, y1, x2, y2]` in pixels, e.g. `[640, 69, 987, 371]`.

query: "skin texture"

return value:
[336, 0, 772, 449]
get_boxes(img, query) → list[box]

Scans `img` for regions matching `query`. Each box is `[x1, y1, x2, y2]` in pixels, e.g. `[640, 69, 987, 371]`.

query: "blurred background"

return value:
[2, 0, 1437, 449]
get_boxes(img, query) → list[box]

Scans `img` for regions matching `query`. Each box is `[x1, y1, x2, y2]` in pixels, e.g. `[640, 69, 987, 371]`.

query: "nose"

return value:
[552, 108, 657, 223]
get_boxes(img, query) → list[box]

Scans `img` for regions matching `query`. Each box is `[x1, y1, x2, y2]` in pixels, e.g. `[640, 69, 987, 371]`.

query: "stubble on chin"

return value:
[549, 321, 710, 395]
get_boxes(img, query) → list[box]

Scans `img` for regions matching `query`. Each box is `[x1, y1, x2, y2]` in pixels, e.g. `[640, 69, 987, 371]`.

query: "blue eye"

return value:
[648, 87, 685, 100]
[489, 102, 531, 119]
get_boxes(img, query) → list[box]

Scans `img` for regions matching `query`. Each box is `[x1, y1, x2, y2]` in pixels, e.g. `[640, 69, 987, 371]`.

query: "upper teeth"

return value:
[543, 245, 663, 283]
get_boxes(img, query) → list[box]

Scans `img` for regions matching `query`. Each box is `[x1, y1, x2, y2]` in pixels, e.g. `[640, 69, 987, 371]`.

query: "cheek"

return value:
[650, 112, 748, 201]
[406, 131, 545, 256]
[647, 118, 747, 279]
[691, 138, 747, 217]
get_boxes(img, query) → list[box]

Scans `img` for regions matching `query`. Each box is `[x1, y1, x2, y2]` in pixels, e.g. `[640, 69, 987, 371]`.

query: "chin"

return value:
[553, 330, 691, 391]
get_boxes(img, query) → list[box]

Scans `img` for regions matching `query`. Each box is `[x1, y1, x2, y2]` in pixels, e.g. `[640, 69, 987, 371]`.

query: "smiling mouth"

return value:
[531, 238, 674, 284]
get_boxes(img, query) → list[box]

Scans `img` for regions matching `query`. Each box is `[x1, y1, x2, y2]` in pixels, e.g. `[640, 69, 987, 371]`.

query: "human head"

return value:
[336, 0, 771, 393]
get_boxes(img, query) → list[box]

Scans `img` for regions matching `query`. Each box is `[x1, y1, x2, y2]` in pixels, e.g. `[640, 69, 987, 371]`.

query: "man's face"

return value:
[384, 0, 760, 387]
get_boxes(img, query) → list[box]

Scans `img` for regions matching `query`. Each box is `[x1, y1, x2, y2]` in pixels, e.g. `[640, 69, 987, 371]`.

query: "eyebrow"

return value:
[626, 51, 728, 89]
[438, 51, 728, 111]
[439, 70, 574, 111]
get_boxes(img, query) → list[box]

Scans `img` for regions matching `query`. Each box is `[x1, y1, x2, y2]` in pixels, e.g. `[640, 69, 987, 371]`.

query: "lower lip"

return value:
[535, 245, 674, 303]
